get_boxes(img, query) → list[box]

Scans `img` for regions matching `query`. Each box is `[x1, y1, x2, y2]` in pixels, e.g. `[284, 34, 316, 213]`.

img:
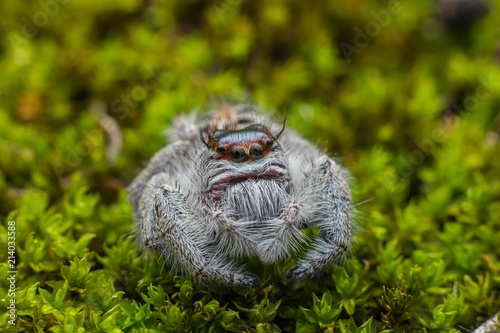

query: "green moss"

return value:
[1, 0, 500, 331]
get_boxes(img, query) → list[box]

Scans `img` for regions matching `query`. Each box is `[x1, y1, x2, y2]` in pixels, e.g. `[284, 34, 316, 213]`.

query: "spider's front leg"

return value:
[206, 208, 258, 257]
[285, 156, 352, 283]
[138, 173, 262, 288]
[258, 200, 309, 265]
[128, 140, 194, 213]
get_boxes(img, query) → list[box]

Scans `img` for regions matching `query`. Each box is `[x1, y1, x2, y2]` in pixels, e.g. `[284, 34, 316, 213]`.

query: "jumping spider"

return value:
[128, 104, 353, 288]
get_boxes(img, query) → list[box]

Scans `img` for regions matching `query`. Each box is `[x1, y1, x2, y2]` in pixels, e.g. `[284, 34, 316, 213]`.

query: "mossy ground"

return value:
[1, 0, 500, 332]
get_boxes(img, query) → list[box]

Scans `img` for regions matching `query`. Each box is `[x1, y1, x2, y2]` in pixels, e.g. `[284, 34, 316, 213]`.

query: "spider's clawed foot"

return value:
[235, 273, 262, 288]
[284, 264, 312, 284]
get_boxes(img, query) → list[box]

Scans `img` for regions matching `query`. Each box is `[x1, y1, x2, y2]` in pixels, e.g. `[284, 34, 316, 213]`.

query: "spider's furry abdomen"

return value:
[128, 104, 353, 288]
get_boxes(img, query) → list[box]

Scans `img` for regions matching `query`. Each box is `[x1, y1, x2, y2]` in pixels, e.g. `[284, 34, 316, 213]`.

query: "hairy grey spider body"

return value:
[128, 104, 353, 288]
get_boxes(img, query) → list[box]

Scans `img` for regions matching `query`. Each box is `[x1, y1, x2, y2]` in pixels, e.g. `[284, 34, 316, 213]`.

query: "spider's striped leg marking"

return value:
[140, 173, 262, 288]
[285, 157, 352, 283]
[258, 201, 306, 265]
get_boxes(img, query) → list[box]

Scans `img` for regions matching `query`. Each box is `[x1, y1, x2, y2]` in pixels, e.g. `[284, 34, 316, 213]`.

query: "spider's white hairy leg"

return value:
[128, 140, 195, 213]
[258, 200, 310, 265]
[473, 310, 500, 333]
[140, 173, 262, 288]
[208, 179, 290, 258]
[285, 156, 352, 283]
[205, 208, 258, 258]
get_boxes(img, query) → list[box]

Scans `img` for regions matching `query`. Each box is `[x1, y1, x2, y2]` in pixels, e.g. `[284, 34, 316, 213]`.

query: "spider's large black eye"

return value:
[266, 138, 274, 147]
[249, 144, 264, 160]
[230, 146, 246, 162]
[216, 144, 225, 154]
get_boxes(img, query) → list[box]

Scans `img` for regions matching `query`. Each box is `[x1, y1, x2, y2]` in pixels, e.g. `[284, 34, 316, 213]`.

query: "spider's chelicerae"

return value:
[128, 104, 353, 288]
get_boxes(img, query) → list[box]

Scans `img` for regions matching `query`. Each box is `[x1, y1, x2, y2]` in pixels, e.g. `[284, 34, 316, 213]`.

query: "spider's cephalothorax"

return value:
[128, 104, 353, 288]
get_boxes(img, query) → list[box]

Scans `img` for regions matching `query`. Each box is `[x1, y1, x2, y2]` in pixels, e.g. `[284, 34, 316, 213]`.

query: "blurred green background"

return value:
[1, 0, 500, 331]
